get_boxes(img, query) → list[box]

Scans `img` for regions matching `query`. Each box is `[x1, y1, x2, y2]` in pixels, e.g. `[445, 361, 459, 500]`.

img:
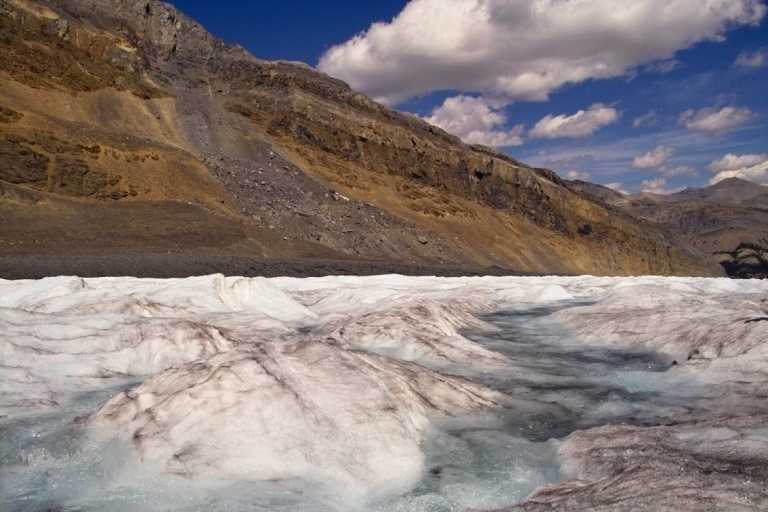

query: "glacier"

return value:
[1, 274, 767, 511]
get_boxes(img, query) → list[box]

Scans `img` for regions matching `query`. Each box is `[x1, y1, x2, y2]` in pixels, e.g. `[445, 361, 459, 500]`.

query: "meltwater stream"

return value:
[371, 302, 720, 511]
[1, 299, 721, 512]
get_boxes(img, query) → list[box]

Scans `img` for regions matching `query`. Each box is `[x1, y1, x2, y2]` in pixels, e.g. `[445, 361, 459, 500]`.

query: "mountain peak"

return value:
[670, 177, 768, 205]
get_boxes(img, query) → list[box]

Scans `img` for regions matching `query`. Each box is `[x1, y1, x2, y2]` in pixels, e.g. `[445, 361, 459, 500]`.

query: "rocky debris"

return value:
[0, 136, 49, 183]
[566, 179, 630, 207]
[50, 156, 132, 199]
[0, 130, 135, 199]
[0, 106, 23, 124]
[626, 200, 768, 278]
[0, 0, 167, 98]
[568, 179, 768, 278]
[0, 181, 43, 204]
[663, 177, 768, 205]
[200, 153, 471, 263]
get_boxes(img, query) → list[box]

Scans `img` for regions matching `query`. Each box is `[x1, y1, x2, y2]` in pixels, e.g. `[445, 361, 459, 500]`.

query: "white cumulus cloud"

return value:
[529, 104, 619, 139]
[424, 95, 525, 146]
[660, 166, 698, 178]
[605, 182, 629, 194]
[735, 48, 767, 68]
[565, 170, 591, 181]
[317, 0, 766, 105]
[640, 177, 670, 194]
[678, 105, 755, 135]
[633, 110, 659, 128]
[708, 153, 768, 172]
[708, 153, 768, 185]
[632, 145, 675, 170]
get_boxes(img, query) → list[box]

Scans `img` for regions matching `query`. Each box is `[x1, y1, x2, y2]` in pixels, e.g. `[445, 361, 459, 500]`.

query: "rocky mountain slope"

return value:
[569, 178, 768, 278]
[0, 0, 723, 277]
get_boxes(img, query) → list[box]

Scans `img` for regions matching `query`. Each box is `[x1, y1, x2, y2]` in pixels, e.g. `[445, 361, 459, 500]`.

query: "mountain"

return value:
[666, 177, 768, 205]
[627, 200, 768, 279]
[573, 180, 768, 278]
[0, 0, 723, 278]
[566, 180, 630, 207]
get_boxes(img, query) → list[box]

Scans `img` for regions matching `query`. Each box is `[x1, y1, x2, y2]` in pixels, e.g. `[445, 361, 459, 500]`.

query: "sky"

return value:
[172, 0, 768, 194]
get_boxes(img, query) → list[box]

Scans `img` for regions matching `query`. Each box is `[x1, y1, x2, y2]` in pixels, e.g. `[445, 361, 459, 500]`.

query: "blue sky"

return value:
[173, 0, 768, 194]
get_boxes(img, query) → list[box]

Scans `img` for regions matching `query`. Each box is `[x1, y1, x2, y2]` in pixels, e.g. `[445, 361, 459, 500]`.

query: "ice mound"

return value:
[552, 284, 768, 394]
[272, 276, 511, 367]
[535, 285, 574, 302]
[0, 275, 89, 310]
[332, 296, 509, 366]
[90, 341, 506, 504]
[0, 309, 238, 415]
[2, 274, 316, 323]
[131, 274, 316, 320]
[507, 410, 768, 511]
[5, 273, 767, 510]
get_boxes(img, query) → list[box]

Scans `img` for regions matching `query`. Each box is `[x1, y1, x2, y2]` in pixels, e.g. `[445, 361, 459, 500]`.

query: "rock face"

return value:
[0, 0, 723, 276]
[569, 178, 768, 278]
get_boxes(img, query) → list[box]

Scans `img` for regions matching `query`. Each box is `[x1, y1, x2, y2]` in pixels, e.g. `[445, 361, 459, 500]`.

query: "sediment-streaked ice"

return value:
[552, 281, 768, 395]
[2, 273, 767, 511]
[90, 341, 505, 503]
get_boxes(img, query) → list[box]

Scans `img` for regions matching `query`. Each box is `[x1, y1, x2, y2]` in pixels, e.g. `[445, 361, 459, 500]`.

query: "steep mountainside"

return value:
[566, 180, 630, 207]
[570, 179, 768, 278]
[0, 0, 723, 277]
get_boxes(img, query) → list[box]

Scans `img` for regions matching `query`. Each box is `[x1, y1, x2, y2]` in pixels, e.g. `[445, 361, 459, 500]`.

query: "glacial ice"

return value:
[552, 282, 768, 394]
[90, 342, 505, 504]
[1, 273, 767, 511]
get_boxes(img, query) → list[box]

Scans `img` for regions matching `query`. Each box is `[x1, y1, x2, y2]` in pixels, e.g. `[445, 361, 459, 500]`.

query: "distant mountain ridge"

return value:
[647, 178, 768, 206]
[0, 0, 723, 277]
[568, 178, 768, 278]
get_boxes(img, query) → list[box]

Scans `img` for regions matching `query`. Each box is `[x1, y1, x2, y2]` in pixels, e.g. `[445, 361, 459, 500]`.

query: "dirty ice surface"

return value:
[1, 274, 767, 511]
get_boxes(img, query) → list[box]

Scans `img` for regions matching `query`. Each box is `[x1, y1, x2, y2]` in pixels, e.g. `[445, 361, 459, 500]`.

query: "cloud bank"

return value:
[708, 153, 768, 184]
[529, 104, 619, 139]
[424, 95, 525, 146]
[318, 0, 766, 106]
[678, 105, 755, 135]
[735, 48, 767, 68]
[632, 145, 674, 170]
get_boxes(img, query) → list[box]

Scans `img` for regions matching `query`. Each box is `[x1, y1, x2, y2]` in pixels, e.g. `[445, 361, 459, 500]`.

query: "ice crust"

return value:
[500, 412, 768, 511]
[90, 342, 504, 502]
[2, 273, 767, 510]
[551, 282, 768, 394]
